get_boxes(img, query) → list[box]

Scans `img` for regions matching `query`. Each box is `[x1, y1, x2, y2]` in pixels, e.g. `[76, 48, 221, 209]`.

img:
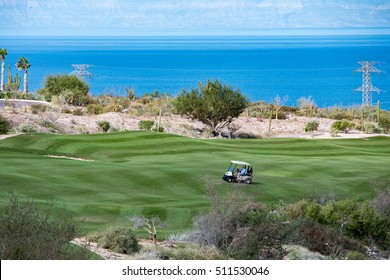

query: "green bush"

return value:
[0, 194, 79, 260]
[152, 126, 164, 132]
[364, 123, 376, 134]
[19, 124, 37, 133]
[378, 118, 390, 133]
[345, 250, 370, 260]
[0, 115, 12, 134]
[38, 74, 90, 106]
[138, 120, 155, 131]
[319, 200, 389, 247]
[90, 227, 139, 254]
[304, 121, 319, 132]
[97, 121, 110, 133]
[331, 120, 355, 135]
[287, 218, 362, 258]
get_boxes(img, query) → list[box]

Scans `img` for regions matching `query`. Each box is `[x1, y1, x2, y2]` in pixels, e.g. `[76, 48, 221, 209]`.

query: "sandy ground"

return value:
[0, 106, 388, 140]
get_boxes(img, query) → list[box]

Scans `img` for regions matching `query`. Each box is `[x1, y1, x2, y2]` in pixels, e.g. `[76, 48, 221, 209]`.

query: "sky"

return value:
[1, 0, 390, 36]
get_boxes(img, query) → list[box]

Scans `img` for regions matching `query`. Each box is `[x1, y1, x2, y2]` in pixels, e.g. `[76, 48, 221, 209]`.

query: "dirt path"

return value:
[71, 237, 128, 260]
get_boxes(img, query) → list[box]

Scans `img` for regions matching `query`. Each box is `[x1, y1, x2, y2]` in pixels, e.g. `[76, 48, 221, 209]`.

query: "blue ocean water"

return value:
[2, 36, 390, 109]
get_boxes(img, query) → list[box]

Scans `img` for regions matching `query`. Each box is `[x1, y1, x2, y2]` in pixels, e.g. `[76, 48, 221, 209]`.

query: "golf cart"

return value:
[223, 160, 253, 184]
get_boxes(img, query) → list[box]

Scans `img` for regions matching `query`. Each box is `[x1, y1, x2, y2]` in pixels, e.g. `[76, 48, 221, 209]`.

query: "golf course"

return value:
[0, 132, 389, 237]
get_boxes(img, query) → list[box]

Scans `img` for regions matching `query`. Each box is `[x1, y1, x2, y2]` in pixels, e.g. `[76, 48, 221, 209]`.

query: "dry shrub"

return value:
[0, 194, 78, 259]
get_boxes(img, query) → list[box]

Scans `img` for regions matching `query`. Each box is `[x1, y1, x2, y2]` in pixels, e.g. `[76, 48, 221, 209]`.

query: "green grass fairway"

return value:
[1, 132, 389, 236]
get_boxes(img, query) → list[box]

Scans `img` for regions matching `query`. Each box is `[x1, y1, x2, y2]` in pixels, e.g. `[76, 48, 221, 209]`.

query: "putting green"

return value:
[1, 132, 389, 236]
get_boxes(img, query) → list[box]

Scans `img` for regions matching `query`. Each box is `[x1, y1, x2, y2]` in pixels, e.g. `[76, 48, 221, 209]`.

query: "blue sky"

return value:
[1, 0, 390, 36]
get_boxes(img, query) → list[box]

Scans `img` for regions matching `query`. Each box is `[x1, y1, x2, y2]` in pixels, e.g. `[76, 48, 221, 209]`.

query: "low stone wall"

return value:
[0, 99, 51, 109]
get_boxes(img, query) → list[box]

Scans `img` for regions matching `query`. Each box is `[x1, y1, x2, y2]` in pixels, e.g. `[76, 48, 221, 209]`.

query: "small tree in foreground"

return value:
[272, 95, 288, 120]
[174, 80, 248, 136]
[128, 216, 166, 245]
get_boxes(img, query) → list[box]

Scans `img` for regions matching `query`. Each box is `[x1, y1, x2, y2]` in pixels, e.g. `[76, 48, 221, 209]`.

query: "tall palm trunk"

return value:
[23, 68, 28, 93]
[1, 59, 5, 91]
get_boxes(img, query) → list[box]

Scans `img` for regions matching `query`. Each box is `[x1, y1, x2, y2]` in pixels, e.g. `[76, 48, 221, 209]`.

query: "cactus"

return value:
[377, 100, 380, 125]
[6, 65, 20, 92]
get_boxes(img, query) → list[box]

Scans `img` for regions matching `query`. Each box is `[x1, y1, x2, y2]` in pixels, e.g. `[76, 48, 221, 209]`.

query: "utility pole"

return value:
[354, 61, 382, 107]
[71, 64, 93, 81]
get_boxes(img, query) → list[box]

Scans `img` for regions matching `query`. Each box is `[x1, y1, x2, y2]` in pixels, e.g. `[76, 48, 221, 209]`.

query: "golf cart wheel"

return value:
[227, 177, 233, 182]
[245, 179, 252, 184]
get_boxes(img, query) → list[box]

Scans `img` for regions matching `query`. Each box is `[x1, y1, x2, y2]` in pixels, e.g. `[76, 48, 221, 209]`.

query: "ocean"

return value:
[2, 36, 390, 109]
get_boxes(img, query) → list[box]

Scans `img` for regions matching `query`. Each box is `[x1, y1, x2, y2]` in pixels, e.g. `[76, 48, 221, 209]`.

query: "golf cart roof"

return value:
[230, 160, 251, 166]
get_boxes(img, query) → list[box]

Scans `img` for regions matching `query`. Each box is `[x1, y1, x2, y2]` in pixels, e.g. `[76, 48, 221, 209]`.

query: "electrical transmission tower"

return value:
[354, 61, 382, 107]
[71, 64, 93, 81]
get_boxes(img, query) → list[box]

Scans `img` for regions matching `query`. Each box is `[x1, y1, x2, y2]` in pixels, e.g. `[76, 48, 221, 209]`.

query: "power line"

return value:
[354, 61, 382, 107]
[71, 64, 93, 81]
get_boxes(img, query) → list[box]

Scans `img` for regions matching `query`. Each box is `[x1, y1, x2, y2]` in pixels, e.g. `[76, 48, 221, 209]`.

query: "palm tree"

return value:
[16, 57, 31, 94]
[0, 48, 7, 91]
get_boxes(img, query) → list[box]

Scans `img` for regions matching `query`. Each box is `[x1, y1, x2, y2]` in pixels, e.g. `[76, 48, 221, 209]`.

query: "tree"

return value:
[38, 74, 90, 106]
[175, 80, 248, 136]
[0, 48, 7, 91]
[272, 95, 288, 120]
[16, 57, 31, 94]
[128, 216, 166, 245]
[297, 96, 316, 117]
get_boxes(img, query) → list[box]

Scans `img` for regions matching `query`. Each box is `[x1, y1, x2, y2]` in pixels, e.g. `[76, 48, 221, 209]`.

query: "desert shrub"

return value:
[38, 74, 90, 106]
[138, 120, 154, 131]
[39, 120, 60, 133]
[157, 243, 224, 260]
[104, 101, 123, 113]
[371, 186, 390, 217]
[97, 120, 110, 133]
[378, 118, 390, 133]
[331, 119, 354, 135]
[71, 108, 84, 116]
[363, 123, 376, 134]
[228, 220, 287, 260]
[30, 104, 48, 114]
[19, 123, 37, 133]
[304, 121, 319, 132]
[236, 133, 258, 139]
[92, 227, 139, 254]
[0, 194, 79, 260]
[319, 200, 389, 247]
[287, 218, 362, 258]
[345, 250, 370, 260]
[0, 115, 12, 134]
[284, 198, 389, 253]
[283, 199, 321, 220]
[152, 126, 164, 132]
[61, 108, 72, 114]
[87, 103, 104, 115]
